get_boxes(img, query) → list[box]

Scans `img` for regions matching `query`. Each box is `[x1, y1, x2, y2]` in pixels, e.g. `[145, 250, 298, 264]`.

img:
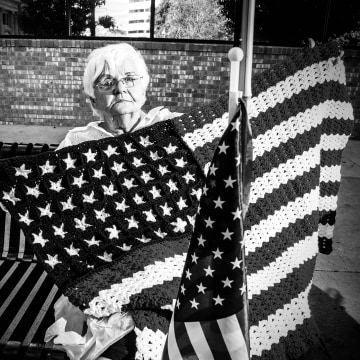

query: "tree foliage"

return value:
[98, 15, 116, 29]
[19, 0, 105, 36]
[218, 0, 360, 46]
[155, 0, 231, 40]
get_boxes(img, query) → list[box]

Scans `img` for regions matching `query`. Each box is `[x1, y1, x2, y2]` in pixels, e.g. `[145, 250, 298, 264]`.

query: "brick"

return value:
[0, 39, 358, 131]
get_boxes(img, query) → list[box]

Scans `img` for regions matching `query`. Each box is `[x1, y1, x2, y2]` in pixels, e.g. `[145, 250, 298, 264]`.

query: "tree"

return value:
[98, 15, 116, 29]
[155, 0, 231, 40]
[218, 0, 360, 46]
[19, 0, 105, 37]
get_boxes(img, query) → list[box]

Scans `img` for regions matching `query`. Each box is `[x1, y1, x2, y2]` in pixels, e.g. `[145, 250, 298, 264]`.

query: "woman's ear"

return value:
[89, 97, 98, 109]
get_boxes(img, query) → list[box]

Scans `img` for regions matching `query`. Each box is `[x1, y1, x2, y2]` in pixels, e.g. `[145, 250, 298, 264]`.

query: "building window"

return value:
[128, 30, 145, 34]
[129, 19, 145, 24]
[3, 13, 10, 26]
[129, 9, 145, 13]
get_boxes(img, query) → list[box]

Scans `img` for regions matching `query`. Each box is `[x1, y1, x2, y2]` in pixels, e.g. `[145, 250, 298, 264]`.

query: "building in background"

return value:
[96, 0, 160, 37]
[127, 0, 151, 37]
[0, 0, 22, 35]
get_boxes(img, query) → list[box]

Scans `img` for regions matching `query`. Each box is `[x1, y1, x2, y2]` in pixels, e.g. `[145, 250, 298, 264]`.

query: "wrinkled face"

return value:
[92, 56, 147, 126]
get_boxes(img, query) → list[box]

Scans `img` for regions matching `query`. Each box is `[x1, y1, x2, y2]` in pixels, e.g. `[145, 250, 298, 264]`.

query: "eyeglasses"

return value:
[95, 75, 143, 92]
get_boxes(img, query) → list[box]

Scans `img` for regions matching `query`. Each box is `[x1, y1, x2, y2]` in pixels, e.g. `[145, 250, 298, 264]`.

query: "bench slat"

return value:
[1, 271, 48, 343]
[0, 261, 20, 290]
[1, 212, 11, 259]
[22, 284, 59, 347]
[0, 263, 37, 320]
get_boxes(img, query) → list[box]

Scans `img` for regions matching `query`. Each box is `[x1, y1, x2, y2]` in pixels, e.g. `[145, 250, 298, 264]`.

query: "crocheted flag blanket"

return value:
[0, 41, 354, 360]
[244, 42, 353, 359]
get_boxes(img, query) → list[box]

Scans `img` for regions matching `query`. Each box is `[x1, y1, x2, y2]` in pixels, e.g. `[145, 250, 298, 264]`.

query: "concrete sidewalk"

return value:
[0, 125, 359, 358]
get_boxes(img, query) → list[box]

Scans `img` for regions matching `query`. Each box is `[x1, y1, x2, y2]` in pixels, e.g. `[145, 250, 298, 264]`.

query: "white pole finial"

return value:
[228, 47, 244, 120]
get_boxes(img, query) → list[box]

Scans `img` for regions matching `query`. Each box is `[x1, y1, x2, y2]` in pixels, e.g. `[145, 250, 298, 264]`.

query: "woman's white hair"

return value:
[83, 42, 150, 99]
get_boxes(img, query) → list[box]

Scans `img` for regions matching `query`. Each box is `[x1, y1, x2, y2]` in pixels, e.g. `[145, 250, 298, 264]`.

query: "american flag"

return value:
[162, 100, 252, 360]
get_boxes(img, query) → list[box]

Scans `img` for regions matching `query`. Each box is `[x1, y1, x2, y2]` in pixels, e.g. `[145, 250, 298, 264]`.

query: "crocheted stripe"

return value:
[321, 133, 350, 151]
[181, 113, 229, 152]
[318, 223, 335, 238]
[320, 181, 340, 197]
[171, 94, 228, 170]
[249, 256, 316, 325]
[249, 282, 313, 357]
[252, 99, 353, 159]
[134, 324, 167, 360]
[319, 209, 336, 224]
[319, 194, 337, 212]
[247, 232, 318, 300]
[125, 280, 179, 311]
[253, 133, 321, 184]
[71, 239, 189, 316]
[250, 144, 321, 204]
[321, 149, 343, 167]
[251, 43, 343, 98]
[247, 167, 320, 227]
[245, 187, 319, 254]
[320, 164, 342, 183]
[246, 213, 318, 273]
[250, 317, 321, 360]
[173, 94, 228, 134]
[252, 42, 341, 94]
[250, 81, 352, 141]
[190, 132, 229, 174]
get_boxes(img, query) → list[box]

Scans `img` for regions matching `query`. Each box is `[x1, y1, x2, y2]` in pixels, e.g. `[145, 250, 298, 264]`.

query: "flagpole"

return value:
[228, 1, 256, 357]
[239, 0, 256, 105]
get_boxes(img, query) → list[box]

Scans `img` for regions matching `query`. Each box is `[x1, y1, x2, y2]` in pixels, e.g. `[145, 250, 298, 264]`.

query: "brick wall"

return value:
[0, 38, 359, 136]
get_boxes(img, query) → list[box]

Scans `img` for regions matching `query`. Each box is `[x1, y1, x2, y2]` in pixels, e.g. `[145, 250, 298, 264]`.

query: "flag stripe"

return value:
[201, 320, 233, 360]
[173, 321, 197, 359]
[164, 317, 183, 360]
[185, 321, 214, 360]
[217, 313, 249, 360]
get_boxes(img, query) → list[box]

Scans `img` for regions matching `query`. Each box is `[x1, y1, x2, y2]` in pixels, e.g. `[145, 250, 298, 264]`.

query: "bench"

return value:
[0, 142, 68, 360]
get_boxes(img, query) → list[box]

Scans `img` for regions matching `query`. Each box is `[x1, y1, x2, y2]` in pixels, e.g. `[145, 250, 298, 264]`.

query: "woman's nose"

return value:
[113, 79, 127, 94]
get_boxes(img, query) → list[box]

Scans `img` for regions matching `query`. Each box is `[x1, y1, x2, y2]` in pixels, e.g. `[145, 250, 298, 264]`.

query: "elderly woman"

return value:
[46, 43, 181, 360]
[58, 43, 180, 148]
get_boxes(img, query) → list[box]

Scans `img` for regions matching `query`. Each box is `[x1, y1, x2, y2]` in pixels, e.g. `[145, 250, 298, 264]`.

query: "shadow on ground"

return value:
[309, 285, 360, 360]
